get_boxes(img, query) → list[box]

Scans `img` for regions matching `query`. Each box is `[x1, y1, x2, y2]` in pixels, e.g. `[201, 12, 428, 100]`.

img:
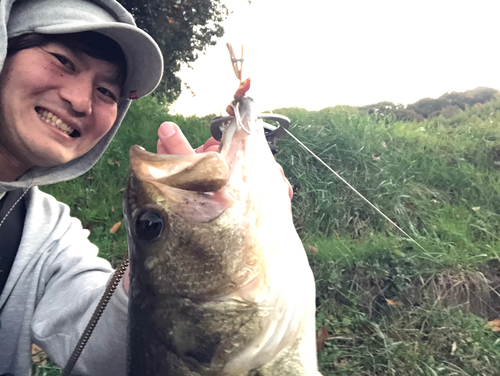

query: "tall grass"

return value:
[35, 97, 500, 375]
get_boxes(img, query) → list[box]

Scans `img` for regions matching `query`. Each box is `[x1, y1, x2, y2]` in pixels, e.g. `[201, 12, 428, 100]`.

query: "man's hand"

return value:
[157, 121, 293, 198]
[157, 122, 220, 155]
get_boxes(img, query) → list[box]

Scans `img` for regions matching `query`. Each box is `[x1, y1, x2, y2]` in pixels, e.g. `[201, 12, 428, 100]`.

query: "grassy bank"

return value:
[35, 96, 500, 375]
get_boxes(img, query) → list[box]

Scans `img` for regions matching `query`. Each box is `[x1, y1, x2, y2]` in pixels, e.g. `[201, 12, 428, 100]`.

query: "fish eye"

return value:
[135, 209, 164, 242]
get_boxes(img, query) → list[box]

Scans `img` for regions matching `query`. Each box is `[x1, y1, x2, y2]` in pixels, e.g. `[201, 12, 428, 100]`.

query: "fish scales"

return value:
[124, 96, 321, 375]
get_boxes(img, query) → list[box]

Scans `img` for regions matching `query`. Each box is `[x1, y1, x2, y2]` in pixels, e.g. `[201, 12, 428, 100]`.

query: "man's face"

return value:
[0, 42, 121, 175]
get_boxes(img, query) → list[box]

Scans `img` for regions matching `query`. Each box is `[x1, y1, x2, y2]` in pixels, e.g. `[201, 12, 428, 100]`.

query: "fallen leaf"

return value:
[406, 202, 418, 212]
[381, 141, 387, 148]
[316, 326, 329, 352]
[485, 319, 500, 332]
[472, 207, 480, 212]
[111, 206, 115, 212]
[386, 299, 403, 306]
[450, 341, 457, 356]
[335, 359, 348, 368]
[110, 222, 122, 234]
[31, 344, 47, 365]
[114, 160, 121, 167]
[372, 154, 381, 161]
[120, 187, 126, 192]
[307, 245, 319, 255]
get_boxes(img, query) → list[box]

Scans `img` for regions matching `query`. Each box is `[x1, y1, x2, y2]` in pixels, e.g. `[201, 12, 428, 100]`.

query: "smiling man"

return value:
[0, 33, 124, 181]
[0, 0, 224, 373]
[0, 0, 302, 373]
[0, 0, 167, 375]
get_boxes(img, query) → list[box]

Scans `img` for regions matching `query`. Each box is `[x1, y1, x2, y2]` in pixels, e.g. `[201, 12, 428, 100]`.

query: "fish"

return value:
[124, 91, 321, 375]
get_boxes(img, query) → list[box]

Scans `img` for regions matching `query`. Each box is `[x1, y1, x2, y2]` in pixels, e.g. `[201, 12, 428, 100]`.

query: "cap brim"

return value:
[35, 22, 164, 99]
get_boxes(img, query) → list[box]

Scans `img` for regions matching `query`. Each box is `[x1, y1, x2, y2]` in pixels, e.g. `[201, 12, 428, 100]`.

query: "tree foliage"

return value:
[407, 87, 499, 118]
[360, 87, 499, 122]
[117, 0, 229, 102]
[360, 101, 425, 122]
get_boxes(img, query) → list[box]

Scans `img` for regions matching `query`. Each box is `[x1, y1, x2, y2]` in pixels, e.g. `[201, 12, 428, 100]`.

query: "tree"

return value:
[406, 98, 449, 118]
[117, 0, 229, 102]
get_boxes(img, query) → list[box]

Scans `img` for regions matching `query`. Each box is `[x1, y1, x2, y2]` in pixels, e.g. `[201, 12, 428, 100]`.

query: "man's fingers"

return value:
[196, 144, 220, 153]
[158, 122, 194, 155]
[204, 145, 220, 153]
[203, 137, 221, 151]
[157, 123, 292, 200]
[278, 164, 293, 199]
[195, 137, 220, 153]
[285, 177, 293, 199]
[157, 139, 167, 154]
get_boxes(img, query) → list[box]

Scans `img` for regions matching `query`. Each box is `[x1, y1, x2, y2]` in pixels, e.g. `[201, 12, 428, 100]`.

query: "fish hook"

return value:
[232, 100, 251, 135]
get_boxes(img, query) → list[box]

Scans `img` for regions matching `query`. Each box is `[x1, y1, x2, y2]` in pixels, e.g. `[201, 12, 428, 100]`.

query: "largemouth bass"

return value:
[124, 93, 320, 375]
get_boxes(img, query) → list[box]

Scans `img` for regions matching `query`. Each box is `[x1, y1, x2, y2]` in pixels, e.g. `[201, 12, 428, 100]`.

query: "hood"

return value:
[0, 0, 144, 194]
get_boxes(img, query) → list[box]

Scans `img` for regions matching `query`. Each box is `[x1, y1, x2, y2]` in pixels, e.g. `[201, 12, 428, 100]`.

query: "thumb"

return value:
[157, 122, 195, 155]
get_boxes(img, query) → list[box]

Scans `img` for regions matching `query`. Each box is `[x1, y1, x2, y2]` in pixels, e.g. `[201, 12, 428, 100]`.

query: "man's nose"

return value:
[59, 76, 93, 117]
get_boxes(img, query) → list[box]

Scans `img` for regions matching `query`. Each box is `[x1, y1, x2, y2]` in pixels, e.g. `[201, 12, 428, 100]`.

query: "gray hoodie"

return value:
[0, 0, 148, 374]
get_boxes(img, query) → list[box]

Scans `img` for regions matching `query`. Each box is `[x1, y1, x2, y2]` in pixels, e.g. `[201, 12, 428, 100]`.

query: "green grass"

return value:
[35, 97, 500, 375]
[307, 233, 500, 374]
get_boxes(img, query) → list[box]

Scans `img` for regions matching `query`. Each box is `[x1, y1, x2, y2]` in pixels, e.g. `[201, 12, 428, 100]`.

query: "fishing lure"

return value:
[210, 44, 290, 154]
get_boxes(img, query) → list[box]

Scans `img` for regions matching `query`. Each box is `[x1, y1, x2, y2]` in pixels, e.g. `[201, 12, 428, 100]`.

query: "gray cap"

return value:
[7, 0, 164, 99]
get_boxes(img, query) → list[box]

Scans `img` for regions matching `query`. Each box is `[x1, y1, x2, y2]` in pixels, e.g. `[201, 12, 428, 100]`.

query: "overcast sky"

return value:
[169, 0, 500, 117]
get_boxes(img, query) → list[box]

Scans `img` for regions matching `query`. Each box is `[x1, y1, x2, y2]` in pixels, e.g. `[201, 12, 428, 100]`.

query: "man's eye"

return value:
[98, 87, 118, 102]
[53, 54, 74, 70]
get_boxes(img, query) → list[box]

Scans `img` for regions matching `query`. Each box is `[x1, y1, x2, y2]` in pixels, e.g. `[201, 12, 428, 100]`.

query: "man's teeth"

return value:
[37, 109, 75, 135]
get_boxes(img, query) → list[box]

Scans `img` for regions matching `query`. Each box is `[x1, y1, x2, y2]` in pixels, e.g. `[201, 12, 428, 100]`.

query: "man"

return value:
[0, 0, 295, 375]
[0, 0, 221, 374]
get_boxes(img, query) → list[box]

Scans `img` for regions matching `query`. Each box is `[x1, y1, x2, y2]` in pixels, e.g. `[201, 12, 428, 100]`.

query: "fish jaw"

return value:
[129, 145, 230, 196]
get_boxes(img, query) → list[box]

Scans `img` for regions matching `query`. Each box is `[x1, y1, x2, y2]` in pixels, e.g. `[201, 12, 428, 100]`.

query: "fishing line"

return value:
[282, 127, 429, 253]
[283, 126, 500, 319]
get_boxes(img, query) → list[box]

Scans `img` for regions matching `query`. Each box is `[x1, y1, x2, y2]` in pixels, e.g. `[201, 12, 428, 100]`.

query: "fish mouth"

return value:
[128, 146, 234, 223]
[129, 146, 231, 193]
[129, 97, 259, 195]
[127, 97, 262, 222]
